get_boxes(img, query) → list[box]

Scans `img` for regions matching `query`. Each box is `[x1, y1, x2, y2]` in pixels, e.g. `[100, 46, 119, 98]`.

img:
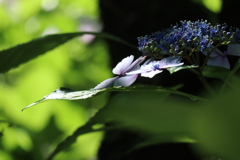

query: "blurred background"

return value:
[0, 0, 110, 159]
[0, 0, 237, 160]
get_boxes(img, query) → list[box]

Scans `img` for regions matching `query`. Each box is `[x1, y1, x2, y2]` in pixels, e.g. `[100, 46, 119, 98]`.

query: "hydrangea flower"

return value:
[126, 56, 184, 78]
[203, 44, 240, 69]
[94, 55, 145, 89]
[138, 20, 240, 59]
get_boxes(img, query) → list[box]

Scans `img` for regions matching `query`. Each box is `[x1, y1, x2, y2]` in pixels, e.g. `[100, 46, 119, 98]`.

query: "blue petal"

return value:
[227, 44, 240, 56]
[93, 77, 119, 89]
[207, 56, 230, 69]
[113, 75, 138, 87]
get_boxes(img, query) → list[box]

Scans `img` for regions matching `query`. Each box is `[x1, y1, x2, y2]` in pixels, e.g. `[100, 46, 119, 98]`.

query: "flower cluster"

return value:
[94, 20, 240, 90]
[138, 20, 240, 59]
[94, 56, 184, 89]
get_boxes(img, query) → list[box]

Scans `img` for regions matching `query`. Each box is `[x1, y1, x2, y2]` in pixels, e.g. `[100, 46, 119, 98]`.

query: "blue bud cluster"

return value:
[138, 20, 240, 59]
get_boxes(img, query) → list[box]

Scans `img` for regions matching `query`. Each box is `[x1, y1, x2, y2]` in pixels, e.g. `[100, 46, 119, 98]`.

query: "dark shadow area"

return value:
[97, 0, 239, 159]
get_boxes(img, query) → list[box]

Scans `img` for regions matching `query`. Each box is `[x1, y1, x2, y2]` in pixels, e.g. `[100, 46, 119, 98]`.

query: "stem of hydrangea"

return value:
[195, 52, 200, 66]
[196, 69, 216, 96]
[107, 87, 208, 102]
[183, 55, 194, 64]
[219, 58, 240, 94]
[190, 52, 197, 65]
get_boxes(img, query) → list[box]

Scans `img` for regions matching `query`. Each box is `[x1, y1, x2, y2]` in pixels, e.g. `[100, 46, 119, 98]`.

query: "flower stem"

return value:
[195, 69, 216, 96]
[220, 58, 240, 94]
[107, 86, 209, 102]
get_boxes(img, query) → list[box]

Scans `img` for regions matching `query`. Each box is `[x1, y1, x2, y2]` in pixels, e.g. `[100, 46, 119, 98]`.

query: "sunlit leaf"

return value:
[0, 32, 137, 73]
[46, 107, 109, 160]
[21, 87, 104, 111]
[167, 65, 198, 74]
[22, 85, 208, 160]
[22, 85, 208, 111]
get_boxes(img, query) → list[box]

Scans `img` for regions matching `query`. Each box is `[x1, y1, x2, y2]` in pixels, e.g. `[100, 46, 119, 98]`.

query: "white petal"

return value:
[93, 77, 118, 89]
[141, 70, 163, 78]
[207, 56, 230, 69]
[113, 75, 138, 87]
[112, 55, 134, 75]
[227, 44, 240, 56]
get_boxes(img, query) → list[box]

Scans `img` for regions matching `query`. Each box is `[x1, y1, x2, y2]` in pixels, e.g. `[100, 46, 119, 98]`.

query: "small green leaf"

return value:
[22, 85, 208, 111]
[21, 87, 104, 111]
[167, 65, 198, 74]
[202, 65, 231, 80]
[0, 32, 137, 73]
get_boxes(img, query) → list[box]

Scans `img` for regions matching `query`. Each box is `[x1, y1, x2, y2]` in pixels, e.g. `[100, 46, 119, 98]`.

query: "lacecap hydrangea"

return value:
[138, 20, 240, 59]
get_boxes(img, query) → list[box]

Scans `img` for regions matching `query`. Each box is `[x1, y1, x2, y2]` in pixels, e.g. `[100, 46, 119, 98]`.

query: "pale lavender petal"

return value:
[139, 62, 154, 71]
[161, 56, 182, 64]
[159, 56, 183, 68]
[124, 56, 145, 73]
[113, 75, 138, 87]
[143, 57, 154, 65]
[127, 57, 183, 77]
[161, 63, 184, 69]
[125, 58, 154, 75]
[141, 70, 163, 78]
[207, 56, 230, 69]
[227, 44, 240, 56]
[94, 77, 119, 89]
[126, 69, 145, 75]
[130, 63, 141, 72]
[112, 55, 134, 75]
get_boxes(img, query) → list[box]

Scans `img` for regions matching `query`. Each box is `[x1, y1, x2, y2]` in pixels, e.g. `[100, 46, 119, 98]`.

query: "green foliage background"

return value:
[1, 0, 236, 160]
[0, 0, 111, 159]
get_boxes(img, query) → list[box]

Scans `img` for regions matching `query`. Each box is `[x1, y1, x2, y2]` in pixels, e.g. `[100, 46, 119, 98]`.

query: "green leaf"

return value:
[103, 91, 195, 134]
[21, 87, 104, 111]
[46, 107, 109, 160]
[167, 65, 198, 74]
[129, 134, 195, 153]
[22, 85, 208, 111]
[22, 85, 207, 159]
[191, 84, 240, 159]
[0, 32, 137, 73]
[202, 65, 231, 80]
